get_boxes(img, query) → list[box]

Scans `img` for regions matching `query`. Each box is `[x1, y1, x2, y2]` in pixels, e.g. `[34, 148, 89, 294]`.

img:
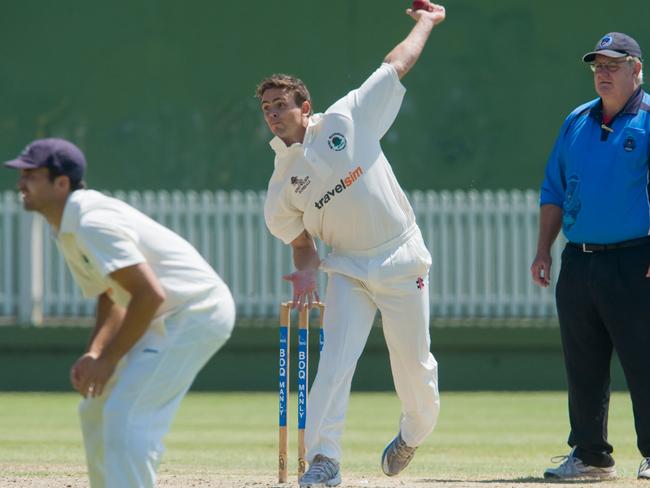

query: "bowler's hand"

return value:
[283, 269, 320, 309]
[71, 352, 117, 398]
[531, 252, 552, 287]
[407, 2, 446, 26]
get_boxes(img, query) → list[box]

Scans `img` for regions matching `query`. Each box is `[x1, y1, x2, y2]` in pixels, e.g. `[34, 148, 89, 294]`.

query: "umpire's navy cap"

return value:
[4, 138, 86, 183]
[583, 32, 643, 63]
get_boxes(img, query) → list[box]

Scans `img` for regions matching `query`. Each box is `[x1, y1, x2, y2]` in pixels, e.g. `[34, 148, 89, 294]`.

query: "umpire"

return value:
[531, 32, 650, 480]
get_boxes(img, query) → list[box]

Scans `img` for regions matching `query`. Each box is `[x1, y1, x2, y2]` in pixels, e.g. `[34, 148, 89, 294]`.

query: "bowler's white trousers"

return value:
[78, 286, 235, 488]
[306, 226, 440, 462]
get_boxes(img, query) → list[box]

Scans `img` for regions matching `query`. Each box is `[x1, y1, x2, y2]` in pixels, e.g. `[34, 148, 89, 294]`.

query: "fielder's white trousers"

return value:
[306, 227, 440, 462]
[78, 286, 235, 488]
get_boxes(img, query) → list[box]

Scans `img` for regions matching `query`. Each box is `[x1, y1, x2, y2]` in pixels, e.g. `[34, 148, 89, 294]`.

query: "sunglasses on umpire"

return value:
[589, 59, 631, 73]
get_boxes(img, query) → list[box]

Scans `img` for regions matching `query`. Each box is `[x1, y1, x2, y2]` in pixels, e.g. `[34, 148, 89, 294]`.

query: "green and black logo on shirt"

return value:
[327, 133, 347, 151]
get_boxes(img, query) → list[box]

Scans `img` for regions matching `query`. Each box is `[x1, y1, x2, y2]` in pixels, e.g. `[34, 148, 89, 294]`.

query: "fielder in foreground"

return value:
[257, 4, 446, 487]
[4, 138, 235, 488]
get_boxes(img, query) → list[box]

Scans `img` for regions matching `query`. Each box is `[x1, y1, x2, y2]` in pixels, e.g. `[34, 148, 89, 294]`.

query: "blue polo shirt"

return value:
[540, 88, 650, 244]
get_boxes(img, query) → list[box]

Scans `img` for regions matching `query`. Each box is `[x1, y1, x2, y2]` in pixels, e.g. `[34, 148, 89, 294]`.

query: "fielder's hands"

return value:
[70, 352, 118, 398]
[531, 252, 552, 287]
[407, 2, 446, 26]
[283, 268, 320, 309]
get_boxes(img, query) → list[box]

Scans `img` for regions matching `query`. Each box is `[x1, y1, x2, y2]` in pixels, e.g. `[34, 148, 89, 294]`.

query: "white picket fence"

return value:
[0, 190, 565, 324]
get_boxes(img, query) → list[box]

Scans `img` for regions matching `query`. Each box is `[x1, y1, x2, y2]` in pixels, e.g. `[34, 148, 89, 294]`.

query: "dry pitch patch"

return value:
[1, 466, 648, 488]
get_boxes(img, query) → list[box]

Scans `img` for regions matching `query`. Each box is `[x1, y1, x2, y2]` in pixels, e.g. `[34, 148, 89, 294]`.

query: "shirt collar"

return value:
[269, 137, 304, 171]
[269, 136, 293, 155]
[589, 87, 645, 120]
[57, 190, 87, 235]
[268, 114, 323, 163]
[304, 113, 322, 145]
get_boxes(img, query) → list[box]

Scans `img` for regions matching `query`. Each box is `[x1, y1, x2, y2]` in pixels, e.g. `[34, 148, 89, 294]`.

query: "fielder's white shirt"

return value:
[56, 189, 228, 318]
[264, 63, 417, 254]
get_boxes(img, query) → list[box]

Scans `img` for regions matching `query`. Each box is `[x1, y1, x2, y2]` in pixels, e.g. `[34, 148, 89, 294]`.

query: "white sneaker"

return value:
[544, 447, 616, 479]
[638, 457, 650, 479]
[299, 454, 341, 487]
[381, 432, 417, 477]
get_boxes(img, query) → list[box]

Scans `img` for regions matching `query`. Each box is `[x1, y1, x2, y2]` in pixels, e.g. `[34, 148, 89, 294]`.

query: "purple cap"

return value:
[583, 32, 643, 63]
[4, 138, 86, 183]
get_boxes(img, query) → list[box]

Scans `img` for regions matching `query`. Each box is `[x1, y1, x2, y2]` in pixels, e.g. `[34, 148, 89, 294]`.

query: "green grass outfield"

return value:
[0, 391, 645, 486]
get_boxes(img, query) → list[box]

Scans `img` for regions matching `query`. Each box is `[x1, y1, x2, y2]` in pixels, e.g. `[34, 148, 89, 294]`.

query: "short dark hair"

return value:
[255, 74, 312, 112]
[47, 167, 86, 191]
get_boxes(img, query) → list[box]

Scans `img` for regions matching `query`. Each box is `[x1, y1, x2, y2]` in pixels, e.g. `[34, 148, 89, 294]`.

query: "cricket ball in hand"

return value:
[412, 0, 434, 11]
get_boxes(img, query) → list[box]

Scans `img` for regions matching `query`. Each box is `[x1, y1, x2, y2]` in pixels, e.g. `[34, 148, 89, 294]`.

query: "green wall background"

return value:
[1, 1, 649, 191]
[0, 324, 629, 392]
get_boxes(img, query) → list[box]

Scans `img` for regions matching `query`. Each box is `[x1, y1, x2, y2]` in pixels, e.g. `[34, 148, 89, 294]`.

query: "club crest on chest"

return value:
[623, 135, 636, 152]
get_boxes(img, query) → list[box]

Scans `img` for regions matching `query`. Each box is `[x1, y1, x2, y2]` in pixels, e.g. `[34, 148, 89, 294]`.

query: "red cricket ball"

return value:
[412, 0, 434, 11]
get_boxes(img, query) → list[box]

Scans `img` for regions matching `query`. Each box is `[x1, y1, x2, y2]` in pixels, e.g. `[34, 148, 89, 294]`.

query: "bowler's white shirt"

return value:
[264, 63, 416, 254]
[56, 190, 227, 317]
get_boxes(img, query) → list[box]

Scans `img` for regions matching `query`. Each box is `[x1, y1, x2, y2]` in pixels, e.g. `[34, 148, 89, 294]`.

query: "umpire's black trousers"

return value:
[556, 241, 650, 467]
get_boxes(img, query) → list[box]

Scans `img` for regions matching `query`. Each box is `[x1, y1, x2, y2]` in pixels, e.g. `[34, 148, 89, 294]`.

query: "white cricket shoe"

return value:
[638, 457, 650, 479]
[544, 447, 616, 479]
[299, 454, 341, 487]
[381, 432, 417, 477]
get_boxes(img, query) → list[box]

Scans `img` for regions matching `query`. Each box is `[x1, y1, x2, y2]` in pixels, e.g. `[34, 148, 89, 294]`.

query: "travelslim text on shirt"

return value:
[313, 166, 363, 210]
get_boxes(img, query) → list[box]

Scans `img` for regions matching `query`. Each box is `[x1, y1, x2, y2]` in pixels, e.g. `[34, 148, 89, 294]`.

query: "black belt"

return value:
[568, 236, 650, 253]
